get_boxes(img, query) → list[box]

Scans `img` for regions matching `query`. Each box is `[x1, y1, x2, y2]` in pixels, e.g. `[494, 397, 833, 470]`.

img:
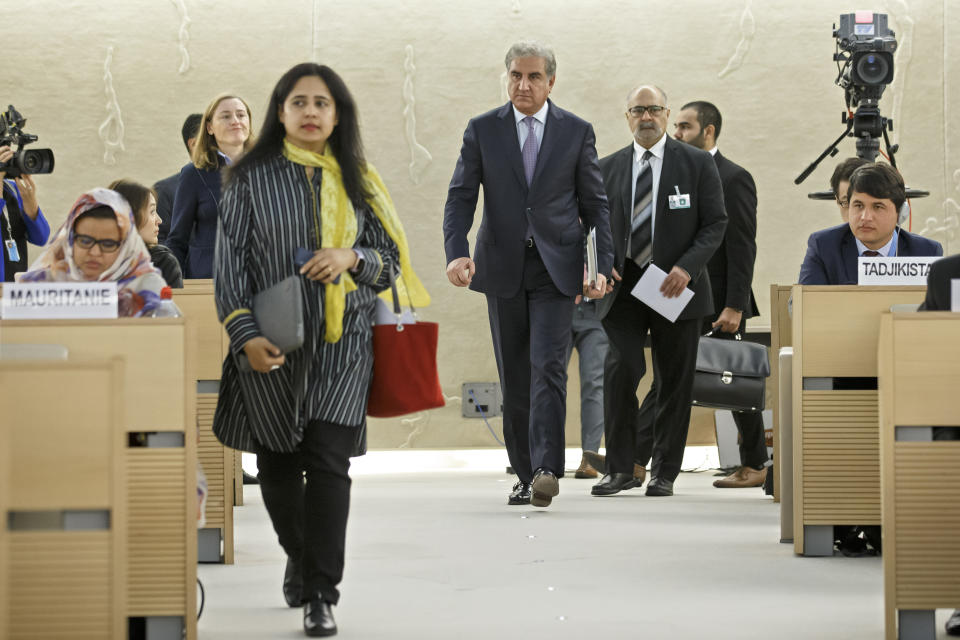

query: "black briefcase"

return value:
[691, 330, 770, 412]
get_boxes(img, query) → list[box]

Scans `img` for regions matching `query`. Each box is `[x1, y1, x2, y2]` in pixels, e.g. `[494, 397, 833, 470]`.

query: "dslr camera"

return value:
[0, 105, 55, 178]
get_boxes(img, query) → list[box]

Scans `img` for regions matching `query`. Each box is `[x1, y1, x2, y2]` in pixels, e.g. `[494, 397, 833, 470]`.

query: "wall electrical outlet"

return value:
[461, 382, 502, 418]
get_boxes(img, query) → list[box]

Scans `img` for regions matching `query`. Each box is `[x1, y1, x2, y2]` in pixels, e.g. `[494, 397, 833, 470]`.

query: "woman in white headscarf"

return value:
[18, 187, 166, 317]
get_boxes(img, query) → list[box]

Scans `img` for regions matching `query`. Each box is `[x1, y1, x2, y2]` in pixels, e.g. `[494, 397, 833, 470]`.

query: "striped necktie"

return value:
[630, 150, 653, 266]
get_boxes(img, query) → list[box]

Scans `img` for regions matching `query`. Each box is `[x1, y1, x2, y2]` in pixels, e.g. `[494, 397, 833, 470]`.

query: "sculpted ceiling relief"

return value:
[98, 47, 126, 166]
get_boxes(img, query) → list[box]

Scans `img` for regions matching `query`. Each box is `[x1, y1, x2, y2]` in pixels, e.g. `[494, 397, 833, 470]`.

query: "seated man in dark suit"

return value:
[799, 162, 943, 285]
[919, 252, 960, 636]
[920, 253, 960, 311]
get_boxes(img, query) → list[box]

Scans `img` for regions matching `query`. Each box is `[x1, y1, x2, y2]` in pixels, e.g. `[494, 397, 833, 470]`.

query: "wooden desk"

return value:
[878, 312, 960, 640]
[790, 286, 926, 556]
[0, 319, 196, 639]
[175, 279, 241, 564]
[769, 284, 794, 504]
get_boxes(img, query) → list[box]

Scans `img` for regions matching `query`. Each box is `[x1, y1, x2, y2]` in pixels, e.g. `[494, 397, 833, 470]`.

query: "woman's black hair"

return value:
[74, 205, 118, 227]
[229, 63, 371, 208]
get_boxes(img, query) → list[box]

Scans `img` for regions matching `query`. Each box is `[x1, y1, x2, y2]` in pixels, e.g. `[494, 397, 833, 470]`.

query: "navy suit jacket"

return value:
[442, 100, 613, 298]
[165, 161, 223, 279]
[596, 136, 727, 321]
[798, 223, 944, 285]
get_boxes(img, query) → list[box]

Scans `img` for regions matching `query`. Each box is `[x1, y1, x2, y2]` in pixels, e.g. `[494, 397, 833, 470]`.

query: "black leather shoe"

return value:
[508, 481, 531, 505]
[283, 557, 303, 607]
[304, 598, 337, 637]
[530, 469, 559, 507]
[590, 472, 640, 496]
[645, 477, 674, 496]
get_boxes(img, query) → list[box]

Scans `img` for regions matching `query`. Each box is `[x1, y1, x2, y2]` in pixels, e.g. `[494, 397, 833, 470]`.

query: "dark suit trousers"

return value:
[602, 261, 700, 482]
[486, 243, 575, 482]
[633, 317, 768, 470]
[255, 419, 354, 605]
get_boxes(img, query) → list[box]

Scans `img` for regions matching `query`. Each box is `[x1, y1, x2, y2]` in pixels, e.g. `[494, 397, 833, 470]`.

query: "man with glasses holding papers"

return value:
[591, 85, 726, 498]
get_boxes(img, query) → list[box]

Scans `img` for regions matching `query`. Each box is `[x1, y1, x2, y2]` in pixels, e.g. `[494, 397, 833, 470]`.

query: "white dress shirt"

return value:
[513, 102, 548, 152]
[631, 133, 667, 241]
[855, 228, 899, 257]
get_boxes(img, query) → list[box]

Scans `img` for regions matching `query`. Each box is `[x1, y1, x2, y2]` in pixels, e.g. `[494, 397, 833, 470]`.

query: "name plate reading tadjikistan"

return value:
[1, 282, 119, 319]
[857, 256, 940, 286]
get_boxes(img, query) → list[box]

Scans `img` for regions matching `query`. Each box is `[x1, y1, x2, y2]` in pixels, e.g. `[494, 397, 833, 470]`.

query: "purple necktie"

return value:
[522, 116, 538, 185]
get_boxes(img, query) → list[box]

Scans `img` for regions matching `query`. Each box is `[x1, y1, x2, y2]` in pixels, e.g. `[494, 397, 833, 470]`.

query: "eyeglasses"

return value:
[74, 234, 121, 253]
[837, 198, 850, 208]
[627, 105, 667, 117]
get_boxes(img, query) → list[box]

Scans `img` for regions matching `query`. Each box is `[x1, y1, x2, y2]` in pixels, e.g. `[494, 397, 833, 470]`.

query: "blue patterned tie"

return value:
[522, 116, 538, 185]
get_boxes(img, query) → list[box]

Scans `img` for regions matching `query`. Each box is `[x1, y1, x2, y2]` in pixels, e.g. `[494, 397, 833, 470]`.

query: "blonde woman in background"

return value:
[165, 94, 253, 278]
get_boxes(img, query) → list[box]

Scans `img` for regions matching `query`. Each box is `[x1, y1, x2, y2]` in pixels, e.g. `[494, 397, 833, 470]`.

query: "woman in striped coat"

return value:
[213, 63, 427, 638]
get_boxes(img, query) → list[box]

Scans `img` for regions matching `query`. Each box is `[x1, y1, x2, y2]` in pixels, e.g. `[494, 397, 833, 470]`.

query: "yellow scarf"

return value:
[282, 139, 430, 342]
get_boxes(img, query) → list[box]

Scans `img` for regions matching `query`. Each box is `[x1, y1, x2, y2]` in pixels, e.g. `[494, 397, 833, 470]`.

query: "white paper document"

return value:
[629, 263, 694, 322]
[951, 279, 960, 312]
[586, 227, 598, 286]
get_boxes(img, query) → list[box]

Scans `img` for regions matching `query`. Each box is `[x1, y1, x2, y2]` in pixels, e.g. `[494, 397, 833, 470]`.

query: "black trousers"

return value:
[255, 419, 355, 605]
[602, 261, 700, 482]
[632, 317, 769, 470]
[486, 243, 575, 482]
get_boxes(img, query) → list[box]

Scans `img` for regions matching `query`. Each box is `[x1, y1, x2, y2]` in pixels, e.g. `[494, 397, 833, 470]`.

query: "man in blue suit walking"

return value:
[799, 162, 942, 284]
[443, 40, 614, 508]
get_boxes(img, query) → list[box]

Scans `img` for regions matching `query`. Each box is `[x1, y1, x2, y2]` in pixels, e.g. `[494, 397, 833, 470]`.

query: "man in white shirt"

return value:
[591, 85, 726, 497]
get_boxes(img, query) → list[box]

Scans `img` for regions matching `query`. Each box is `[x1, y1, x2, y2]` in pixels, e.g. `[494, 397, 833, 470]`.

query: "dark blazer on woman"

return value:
[798, 223, 943, 285]
[165, 159, 224, 279]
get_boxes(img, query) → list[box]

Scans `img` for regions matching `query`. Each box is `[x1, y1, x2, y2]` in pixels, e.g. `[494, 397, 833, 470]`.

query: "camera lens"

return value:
[856, 53, 890, 84]
[18, 149, 55, 175]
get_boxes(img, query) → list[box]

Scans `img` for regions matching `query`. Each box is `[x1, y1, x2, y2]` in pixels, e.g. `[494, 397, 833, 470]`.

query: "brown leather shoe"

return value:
[713, 465, 767, 488]
[582, 452, 646, 485]
[575, 453, 598, 478]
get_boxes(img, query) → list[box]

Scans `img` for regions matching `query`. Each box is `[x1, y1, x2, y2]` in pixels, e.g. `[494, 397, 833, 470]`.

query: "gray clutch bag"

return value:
[235, 275, 304, 371]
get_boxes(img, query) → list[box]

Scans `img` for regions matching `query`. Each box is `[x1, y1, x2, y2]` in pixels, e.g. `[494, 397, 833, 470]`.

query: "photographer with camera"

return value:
[1, 144, 49, 282]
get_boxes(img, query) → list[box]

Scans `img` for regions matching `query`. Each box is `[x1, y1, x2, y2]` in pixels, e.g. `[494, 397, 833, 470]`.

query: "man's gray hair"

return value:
[504, 40, 557, 78]
[626, 85, 668, 106]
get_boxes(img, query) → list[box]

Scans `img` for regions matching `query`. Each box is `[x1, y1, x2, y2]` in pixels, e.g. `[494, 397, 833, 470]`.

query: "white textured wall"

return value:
[7, 0, 957, 448]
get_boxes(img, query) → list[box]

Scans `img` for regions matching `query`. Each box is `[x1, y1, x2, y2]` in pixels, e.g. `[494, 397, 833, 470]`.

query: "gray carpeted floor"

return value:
[197, 468, 953, 639]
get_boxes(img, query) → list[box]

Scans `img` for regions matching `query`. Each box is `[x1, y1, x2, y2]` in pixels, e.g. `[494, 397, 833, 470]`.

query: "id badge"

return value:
[668, 185, 690, 210]
[4, 238, 19, 263]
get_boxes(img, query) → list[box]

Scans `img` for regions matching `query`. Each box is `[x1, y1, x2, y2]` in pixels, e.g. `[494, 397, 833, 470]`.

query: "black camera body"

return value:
[0, 105, 55, 178]
[834, 12, 897, 106]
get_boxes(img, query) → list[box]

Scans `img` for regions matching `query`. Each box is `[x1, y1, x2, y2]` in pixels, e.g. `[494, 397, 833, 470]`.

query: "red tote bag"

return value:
[367, 271, 445, 418]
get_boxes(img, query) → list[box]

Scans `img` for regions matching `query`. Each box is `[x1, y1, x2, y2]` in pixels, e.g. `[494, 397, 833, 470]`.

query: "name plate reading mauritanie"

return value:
[857, 256, 939, 286]
[1, 282, 119, 319]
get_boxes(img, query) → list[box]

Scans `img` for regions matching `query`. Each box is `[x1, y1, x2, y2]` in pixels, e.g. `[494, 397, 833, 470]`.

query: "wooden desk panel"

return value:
[879, 313, 960, 639]
[769, 284, 794, 504]
[1, 360, 126, 640]
[0, 320, 186, 434]
[796, 286, 925, 378]
[0, 321, 196, 639]
[791, 287, 927, 556]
